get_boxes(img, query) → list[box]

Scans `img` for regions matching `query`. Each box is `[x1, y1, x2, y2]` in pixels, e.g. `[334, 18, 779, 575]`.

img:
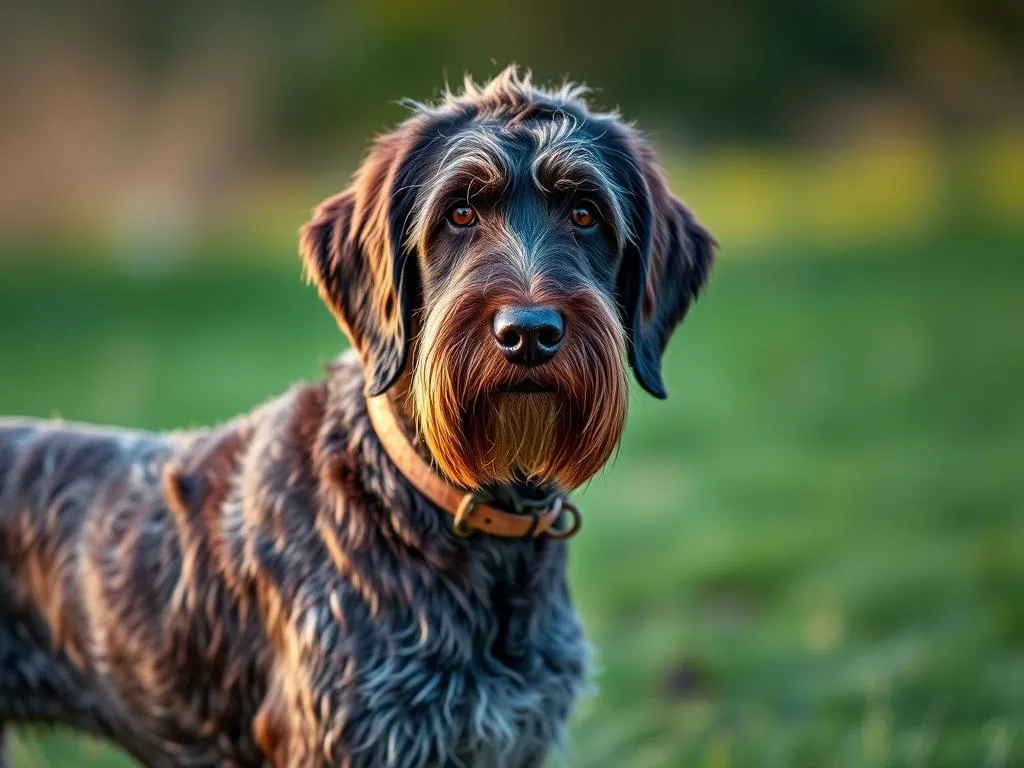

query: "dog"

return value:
[0, 67, 714, 767]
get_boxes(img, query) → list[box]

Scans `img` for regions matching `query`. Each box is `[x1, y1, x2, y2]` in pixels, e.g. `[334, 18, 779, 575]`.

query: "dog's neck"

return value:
[376, 379, 563, 530]
[385, 388, 554, 497]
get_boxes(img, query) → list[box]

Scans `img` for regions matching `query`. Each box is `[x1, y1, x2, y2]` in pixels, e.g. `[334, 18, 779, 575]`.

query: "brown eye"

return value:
[571, 205, 596, 228]
[448, 205, 477, 227]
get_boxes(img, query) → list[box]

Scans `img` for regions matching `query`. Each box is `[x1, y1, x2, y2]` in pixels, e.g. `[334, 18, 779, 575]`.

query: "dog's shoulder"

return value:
[161, 354, 359, 524]
[163, 422, 251, 522]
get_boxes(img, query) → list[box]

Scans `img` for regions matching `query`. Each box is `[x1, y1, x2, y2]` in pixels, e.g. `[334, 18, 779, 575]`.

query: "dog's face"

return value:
[301, 69, 714, 491]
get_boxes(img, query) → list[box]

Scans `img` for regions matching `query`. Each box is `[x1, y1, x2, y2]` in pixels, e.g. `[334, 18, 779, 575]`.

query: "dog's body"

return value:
[0, 69, 713, 767]
[1, 354, 585, 766]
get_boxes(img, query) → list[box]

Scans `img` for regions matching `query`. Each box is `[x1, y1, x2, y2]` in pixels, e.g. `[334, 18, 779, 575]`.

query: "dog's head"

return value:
[301, 68, 715, 491]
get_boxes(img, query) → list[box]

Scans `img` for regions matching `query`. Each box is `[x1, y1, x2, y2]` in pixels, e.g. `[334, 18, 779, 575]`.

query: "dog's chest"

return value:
[268, 534, 591, 768]
[234, 384, 592, 765]
[341, 573, 589, 767]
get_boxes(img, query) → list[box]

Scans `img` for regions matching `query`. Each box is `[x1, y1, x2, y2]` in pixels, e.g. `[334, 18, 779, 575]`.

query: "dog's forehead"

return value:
[413, 112, 632, 248]
[440, 114, 601, 179]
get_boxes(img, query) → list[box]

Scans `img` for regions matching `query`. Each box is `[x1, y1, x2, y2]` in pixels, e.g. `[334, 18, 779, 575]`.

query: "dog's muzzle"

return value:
[491, 305, 566, 367]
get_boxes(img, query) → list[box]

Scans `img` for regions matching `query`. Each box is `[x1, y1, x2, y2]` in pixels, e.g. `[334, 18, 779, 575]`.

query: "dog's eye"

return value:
[448, 205, 477, 227]
[570, 205, 596, 228]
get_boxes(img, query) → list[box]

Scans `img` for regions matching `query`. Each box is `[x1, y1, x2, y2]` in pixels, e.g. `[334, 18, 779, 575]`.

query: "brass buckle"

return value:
[519, 493, 583, 540]
[546, 497, 582, 540]
[521, 496, 558, 539]
[454, 490, 583, 540]
[453, 492, 483, 538]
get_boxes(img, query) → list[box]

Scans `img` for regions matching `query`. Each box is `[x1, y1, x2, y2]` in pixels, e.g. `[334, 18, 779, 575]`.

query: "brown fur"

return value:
[411, 284, 627, 489]
[0, 67, 714, 767]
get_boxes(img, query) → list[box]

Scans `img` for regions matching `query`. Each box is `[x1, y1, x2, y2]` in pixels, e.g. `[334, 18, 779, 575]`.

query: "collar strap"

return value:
[366, 394, 581, 540]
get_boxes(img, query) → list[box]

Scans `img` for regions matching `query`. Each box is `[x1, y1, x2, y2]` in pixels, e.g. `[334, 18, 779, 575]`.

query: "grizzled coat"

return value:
[0, 352, 588, 767]
[0, 66, 715, 768]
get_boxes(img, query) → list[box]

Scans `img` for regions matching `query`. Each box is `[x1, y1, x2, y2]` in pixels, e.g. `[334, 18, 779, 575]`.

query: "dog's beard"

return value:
[412, 288, 628, 490]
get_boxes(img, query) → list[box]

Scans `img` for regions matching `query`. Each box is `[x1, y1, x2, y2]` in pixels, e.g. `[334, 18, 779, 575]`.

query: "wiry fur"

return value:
[0, 358, 587, 767]
[0, 66, 714, 766]
[413, 285, 627, 490]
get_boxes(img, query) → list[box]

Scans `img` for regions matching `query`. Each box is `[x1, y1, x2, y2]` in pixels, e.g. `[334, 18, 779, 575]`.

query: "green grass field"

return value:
[3, 231, 1022, 767]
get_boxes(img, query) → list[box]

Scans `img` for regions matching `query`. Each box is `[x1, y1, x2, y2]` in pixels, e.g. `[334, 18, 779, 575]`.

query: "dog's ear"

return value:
[300, 130, 422, 396]
[617, 140, 716, 399]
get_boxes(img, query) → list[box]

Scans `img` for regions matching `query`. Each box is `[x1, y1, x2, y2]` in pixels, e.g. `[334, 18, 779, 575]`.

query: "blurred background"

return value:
[2, 0, 1022, 765]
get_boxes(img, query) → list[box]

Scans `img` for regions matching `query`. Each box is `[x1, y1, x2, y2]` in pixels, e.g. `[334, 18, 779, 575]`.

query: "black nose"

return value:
[492, 305, 566, 367]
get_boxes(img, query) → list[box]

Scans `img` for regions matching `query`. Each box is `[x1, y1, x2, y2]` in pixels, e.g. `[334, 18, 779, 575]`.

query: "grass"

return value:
[3, 230, 1022, 767]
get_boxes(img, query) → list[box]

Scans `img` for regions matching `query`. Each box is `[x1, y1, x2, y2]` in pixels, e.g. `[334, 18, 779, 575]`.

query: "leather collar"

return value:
[366, 394, 581, 539]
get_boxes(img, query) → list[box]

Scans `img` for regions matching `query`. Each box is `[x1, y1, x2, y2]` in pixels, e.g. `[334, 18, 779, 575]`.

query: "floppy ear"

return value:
[618, 141, 716, 399]
[300, 130, 422, 396]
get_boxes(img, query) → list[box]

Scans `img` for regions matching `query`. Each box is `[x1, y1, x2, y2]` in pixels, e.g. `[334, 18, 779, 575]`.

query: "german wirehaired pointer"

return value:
[0, 68, 714, 767]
